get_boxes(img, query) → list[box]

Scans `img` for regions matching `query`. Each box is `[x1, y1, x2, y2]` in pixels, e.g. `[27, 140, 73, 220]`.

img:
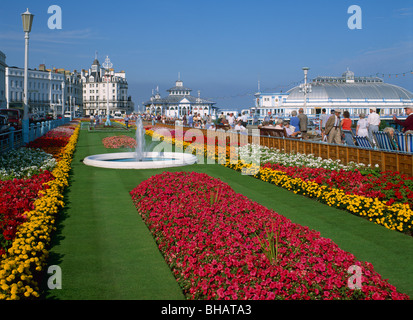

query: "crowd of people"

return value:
[107, 105, 413, 147]
[144, 111, 251, 132]
[257, 105, 413, 146]
[258, 108, 310, 138]
[319, 105, 413, 146]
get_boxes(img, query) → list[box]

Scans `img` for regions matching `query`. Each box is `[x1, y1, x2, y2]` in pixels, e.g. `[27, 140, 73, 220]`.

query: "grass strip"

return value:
[43, 130, 413, 299]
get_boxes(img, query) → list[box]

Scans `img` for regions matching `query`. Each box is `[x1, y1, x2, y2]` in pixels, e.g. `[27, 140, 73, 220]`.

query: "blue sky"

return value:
[0, 0, 412, 111]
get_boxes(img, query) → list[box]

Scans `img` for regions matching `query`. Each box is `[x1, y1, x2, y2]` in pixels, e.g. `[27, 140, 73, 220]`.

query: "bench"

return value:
[259, 126, 299, 139]
[216, 124, 231, 131]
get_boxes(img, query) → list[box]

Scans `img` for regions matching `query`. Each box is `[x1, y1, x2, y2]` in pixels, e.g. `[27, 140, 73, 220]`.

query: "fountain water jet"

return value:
[135, 117, 145, 161]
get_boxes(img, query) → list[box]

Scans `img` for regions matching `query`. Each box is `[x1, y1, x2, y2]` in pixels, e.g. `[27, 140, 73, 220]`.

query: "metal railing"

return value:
[0, 118, 71, 154]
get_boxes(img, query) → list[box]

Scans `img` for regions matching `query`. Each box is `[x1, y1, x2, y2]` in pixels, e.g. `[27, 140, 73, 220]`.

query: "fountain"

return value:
[83, 117, 198, 169]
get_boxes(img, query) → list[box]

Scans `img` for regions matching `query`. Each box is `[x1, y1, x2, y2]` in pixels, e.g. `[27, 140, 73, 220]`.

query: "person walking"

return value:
[290, 110, 300, 135]
[241, 112, 248, 127]
[341, 111, 352, 131]
[341, 110, 353, 144]
[325, 109, 342, 144]
[298, 108, 308, 139]
[227, 113, 235, 128]
[393, 106, 413, 132]
[124, 114, 129, 128]
[356, 114, 368, 137]
[187, 112, 193, 127]
[319, 108, 330, 141]
[367, 107, 380, 146]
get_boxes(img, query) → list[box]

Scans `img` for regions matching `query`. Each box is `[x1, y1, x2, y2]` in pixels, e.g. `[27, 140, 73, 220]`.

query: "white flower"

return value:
[237, 144, 369, 171]
[0, 147, 57, 180]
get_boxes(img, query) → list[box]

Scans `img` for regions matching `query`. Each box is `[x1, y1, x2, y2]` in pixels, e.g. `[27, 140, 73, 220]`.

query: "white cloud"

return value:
[0, 28, 101, 44]
[394, 7, 413, 16]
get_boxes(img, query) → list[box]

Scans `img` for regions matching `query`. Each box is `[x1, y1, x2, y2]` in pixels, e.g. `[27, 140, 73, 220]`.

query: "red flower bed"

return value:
[26, 125, 75, 160]
[27, 137, 69, 161]
[0, 171, 54, 256]
[102, 135, 136, 149]
[130, 172, 409, 300]
[262, 163, 413, 209]
[1, 123, 77, 256]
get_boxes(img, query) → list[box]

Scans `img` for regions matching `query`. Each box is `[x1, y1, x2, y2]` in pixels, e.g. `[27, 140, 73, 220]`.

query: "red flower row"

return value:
[0, 171, 54, 256]
[1, 123, 77, 256]
[130, 172, 409, 300]
[262, 163, 413, 209]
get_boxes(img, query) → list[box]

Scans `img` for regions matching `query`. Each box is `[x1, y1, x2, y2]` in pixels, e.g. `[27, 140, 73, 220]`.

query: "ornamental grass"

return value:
[130, 171, 409, 300]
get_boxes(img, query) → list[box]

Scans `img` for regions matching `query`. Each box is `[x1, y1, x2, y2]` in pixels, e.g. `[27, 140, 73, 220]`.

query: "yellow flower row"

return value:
[0, 125, 80, 300]
[146, 128, 413, 235]
[226, 160, 413, 234]
[113, 120, 137, 130]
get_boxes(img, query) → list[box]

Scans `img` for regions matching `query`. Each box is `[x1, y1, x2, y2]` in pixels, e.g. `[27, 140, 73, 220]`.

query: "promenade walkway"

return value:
[42, 129, 413, 299]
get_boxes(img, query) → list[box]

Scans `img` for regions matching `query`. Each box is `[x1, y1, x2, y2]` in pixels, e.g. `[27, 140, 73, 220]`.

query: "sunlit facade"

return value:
[253, 70, 413, 119]
[144, 79, 217, 117]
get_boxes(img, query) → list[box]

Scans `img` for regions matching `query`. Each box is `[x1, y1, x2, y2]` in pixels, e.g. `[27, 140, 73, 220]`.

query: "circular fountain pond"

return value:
[83, 151, 198, 169]
[83, 117, 198, 170]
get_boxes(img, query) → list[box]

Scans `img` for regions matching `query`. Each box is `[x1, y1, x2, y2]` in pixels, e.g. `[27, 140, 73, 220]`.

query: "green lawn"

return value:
[42, 128, 413, 299]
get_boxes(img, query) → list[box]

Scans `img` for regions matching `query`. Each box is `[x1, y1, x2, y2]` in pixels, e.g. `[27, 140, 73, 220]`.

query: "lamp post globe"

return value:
[21, 8, 34, 144]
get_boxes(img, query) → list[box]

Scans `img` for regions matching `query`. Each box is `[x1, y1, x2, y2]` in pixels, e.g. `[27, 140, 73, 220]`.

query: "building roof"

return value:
[144, 94, 215, 106]
[167, 86, 193, 92]
[145, 79, 216, 107]
[287, 82, 413, 100]
[167, 80, 192, 93]
[286, 71, 413, 101]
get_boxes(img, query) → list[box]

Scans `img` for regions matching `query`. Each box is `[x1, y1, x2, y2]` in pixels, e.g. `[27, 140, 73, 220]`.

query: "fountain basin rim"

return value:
[83, 152, 198, 169]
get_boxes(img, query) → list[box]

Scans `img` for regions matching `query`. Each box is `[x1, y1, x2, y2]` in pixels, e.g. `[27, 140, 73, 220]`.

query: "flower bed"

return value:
[227, 161, 413, 235]
[102, 135, 136, 149]
[26, 124, 77, 161]
[0, 172, 55, 256]
[259, 163, 413, 210]
[0, 123, 80, 300]
[238, 144, 373, 172]
[145, 128, 413, 235]
[130, 171, 409, 300]
[0, 148, 57, 180]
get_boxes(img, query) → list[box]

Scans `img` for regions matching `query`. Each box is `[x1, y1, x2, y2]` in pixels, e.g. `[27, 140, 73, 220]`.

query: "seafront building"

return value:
[5, 64, 83, 117]
[81, 56, 134, 117]
[253, 69, 413, 119]
[144, 79, 218, 117]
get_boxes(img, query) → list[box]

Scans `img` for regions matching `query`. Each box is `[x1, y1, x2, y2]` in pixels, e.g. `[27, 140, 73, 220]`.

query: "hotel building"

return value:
[81, 57, 134, 116]
[5, 64, 83, 117]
